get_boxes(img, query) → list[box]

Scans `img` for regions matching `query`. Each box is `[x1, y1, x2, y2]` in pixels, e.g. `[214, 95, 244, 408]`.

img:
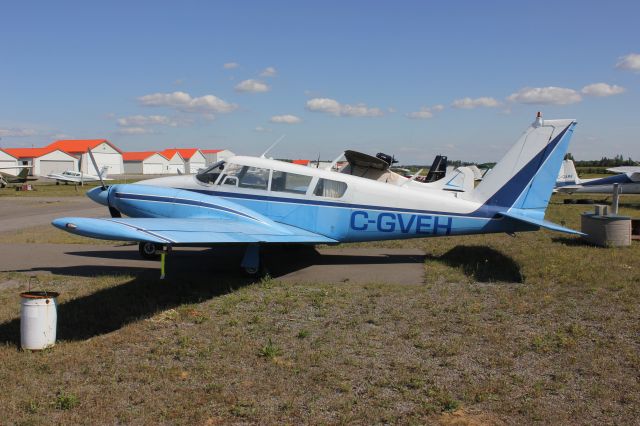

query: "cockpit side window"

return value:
[271, 170, 313, 194]
[217, 164, 270, 190]
[239, 167, 270, 190]
[313, 178, 348, 198]
[195, 161, 226, 184]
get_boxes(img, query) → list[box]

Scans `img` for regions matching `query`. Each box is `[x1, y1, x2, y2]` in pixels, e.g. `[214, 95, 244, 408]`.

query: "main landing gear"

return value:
[138, 242, 162, 260]
[241, 243, 268, 277]
[137, 242, 268, 278]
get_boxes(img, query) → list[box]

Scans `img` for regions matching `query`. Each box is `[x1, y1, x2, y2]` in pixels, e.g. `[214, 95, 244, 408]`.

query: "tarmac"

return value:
[0, 196, 426, 285]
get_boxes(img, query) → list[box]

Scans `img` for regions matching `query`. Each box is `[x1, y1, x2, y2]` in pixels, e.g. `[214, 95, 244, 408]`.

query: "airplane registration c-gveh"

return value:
[53, 114, 581, 275]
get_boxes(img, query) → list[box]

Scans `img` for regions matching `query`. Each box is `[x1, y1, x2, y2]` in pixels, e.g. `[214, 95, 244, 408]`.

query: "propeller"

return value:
[87, 149, 121, 218]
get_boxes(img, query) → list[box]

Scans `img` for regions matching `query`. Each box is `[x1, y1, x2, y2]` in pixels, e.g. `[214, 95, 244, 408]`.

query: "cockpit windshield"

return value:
[195, 161, 226, 184]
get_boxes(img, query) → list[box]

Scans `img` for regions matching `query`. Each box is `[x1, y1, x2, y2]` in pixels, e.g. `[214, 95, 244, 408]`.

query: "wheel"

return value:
[139, 242, 161, 260]
[244, 266, 259, 275]
[243, 261, 269, 278]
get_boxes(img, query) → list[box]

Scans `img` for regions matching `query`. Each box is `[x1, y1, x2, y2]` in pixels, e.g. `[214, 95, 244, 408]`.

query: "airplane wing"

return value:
[498, 209, 584, 235]
[554, 185, 581, 193]
[52, 217, 338, 245]
[606, 166, 640, 174]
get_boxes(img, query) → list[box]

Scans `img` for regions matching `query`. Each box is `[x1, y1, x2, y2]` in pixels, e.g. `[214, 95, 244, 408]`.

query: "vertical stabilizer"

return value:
[469, 114, 576, 218]
[556, 159, 580, 185]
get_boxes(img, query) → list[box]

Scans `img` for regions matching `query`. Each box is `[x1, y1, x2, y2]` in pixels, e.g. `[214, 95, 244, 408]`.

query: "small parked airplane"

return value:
[0, 167, 36, 188]
[555, 159, 640, 194]
[53, 113, 580, 274]
[46, 166, 111, 184]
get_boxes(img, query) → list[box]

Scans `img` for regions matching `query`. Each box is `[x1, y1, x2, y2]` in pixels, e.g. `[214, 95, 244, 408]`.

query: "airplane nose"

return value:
[87, 186, 109, 206]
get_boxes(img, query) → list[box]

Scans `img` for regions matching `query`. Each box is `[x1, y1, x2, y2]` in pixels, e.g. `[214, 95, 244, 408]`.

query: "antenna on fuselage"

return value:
[325, 152, 345, 171]
[260, 135, 286, 158]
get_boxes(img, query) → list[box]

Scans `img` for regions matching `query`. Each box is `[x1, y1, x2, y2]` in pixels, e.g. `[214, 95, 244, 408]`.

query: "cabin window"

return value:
[218, 164, 270, 190]
[271, 170, 313, 194]
[195, 161, 225, 184]
[313, 178, 348, 198]
[239, 167, 270, 189]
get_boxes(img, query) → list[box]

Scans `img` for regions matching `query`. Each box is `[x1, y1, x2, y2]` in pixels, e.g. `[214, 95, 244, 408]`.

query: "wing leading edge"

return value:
[52, 217, 338, 245]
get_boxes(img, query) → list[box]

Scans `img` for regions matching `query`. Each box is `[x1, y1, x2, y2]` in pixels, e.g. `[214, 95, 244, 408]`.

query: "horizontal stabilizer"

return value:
[498, 209, 584, 235]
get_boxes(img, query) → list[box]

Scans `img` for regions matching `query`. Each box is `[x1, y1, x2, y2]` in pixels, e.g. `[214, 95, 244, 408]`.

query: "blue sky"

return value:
[1, 0, 638, 164]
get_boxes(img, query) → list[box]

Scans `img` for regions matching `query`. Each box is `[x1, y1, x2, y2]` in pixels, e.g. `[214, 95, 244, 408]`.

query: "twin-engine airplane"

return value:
[53, 114, 580, 274]
[46, 166, 111, 184]
[555, 159, 640, 194]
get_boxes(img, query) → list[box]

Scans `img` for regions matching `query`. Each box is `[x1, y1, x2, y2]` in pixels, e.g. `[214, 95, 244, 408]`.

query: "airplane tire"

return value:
[139, 242, 161, 260]
[243, 260, 269, 278]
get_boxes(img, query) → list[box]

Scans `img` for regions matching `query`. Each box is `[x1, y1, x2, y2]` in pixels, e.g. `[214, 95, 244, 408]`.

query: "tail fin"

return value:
[99, 166, 109, 179]
[424, 155, 447, 182]
[556, 159, 580, 185]
[428, 166, 475, 192]
[469, 114, 577, 219]
[17, 168, 29, 180]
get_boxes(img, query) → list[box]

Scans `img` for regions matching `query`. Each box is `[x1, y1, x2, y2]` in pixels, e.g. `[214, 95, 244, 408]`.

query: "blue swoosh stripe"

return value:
[114, 192, 261, 222]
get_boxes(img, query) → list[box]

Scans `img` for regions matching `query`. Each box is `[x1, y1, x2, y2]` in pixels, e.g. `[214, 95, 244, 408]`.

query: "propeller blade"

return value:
[109, 206, 122, 218]
[87, 149, 106, 189]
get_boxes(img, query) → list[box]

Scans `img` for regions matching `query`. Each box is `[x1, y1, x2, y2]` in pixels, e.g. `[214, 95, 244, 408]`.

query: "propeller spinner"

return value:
[87, 149, 121, 218]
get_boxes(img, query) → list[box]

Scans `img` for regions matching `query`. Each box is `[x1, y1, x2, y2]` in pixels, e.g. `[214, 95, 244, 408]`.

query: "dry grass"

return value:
[0, 194, 638, 424]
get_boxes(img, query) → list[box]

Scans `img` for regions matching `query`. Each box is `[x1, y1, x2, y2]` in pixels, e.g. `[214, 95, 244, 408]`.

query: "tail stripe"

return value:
[478, 123, 573, 211]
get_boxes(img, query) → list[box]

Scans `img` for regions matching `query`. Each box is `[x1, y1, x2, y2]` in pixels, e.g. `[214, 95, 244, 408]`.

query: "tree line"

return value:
[564, 153, 637, 167]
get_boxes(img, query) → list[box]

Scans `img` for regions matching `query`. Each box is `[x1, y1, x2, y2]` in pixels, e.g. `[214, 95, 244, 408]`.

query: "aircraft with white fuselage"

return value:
[46, 166, 111, 184]
[555, 159, 640, 194]
[53, 114, 580, 275]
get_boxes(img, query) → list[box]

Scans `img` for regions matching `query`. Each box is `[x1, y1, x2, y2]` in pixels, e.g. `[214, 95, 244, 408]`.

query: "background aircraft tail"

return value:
[468, 114, 577, 221]
[556, 159, 580, 185]
[424, 155, 447, 182]
[17, 168, 29, 180]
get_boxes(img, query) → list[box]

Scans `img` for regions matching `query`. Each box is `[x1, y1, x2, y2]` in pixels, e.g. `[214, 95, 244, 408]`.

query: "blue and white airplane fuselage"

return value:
[54, 115, 581, 272]
[555, 159, 640, 194]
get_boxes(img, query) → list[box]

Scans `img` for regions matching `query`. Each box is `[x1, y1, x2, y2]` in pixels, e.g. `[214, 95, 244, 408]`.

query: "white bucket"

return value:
[20, 291, 59, 350]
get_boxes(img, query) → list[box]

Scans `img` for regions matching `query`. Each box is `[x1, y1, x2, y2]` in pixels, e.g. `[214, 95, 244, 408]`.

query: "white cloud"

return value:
[138, 91, 237, 114]
[507, 86, 582, 105]
[406, 104, 444, 119]
[615, 53, 640, 72]
[260, 67, 277, 77]
[306, 98, 384, 117]
[223, 62, 239, 69]
[0, 127, 38, 137]
[270, 114, 301, 124]
[235, 79, 270, 93]
[451, 97, 499, 109]
[117, 127, 155, 135]
[254, 126, 272, 133]
[117, 115, 191, 128]
[581, 82, 625, 97]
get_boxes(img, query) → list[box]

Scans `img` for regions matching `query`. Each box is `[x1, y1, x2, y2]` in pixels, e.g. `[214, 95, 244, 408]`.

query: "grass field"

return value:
[0, 178, 144, 197]
[0, 195, 638, 424]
